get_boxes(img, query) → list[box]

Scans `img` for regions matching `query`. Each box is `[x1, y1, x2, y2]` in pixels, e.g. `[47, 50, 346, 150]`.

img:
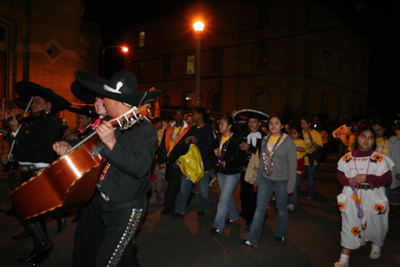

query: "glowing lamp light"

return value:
[193, 22, 204, 32]
[122, 47, 129, 53]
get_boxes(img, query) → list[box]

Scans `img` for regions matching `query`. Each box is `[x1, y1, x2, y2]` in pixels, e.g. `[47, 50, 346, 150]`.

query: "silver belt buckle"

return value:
[100, 192, 110, 201]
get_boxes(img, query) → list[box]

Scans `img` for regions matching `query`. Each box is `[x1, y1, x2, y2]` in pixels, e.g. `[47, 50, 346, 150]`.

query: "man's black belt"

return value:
[19, 165, 42, 172]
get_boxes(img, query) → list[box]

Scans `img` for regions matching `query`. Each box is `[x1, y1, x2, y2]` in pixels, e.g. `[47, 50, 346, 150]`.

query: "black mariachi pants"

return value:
[72, 191, 147, 267]
[163, 163, 183, 210]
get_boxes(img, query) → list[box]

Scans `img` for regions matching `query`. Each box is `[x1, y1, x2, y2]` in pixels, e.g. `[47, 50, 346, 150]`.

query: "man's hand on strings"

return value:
[96, 121, 116, 150]
[53, 141, 72, 156]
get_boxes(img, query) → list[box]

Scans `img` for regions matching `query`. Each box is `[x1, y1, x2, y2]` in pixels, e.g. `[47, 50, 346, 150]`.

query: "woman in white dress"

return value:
[334, 128, 394, 267]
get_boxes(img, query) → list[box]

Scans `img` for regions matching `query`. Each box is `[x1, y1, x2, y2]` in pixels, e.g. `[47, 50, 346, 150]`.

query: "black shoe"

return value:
[210, 227, 222, 234]
[18, 246, 53, 264]
[197, 211, 206, 216]
[225, 218, 237, 224]
[72, 214, 81, 223]
[239, 239, 255, 248]
[161, 207, 173, 214]
[13, 229, 31, 240]
[0, 208, 16, 219]
[56, 216, 67, 233]
[171, 212, 184, 217]
[275, 236, 285, 242]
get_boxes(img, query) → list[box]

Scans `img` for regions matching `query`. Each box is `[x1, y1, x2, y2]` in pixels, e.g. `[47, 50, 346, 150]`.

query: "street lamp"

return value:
[102, 45, 129, 77]
[193, 22, 204, 106]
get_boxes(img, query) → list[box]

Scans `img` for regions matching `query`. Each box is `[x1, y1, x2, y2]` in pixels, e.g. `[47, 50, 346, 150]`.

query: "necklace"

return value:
[170, 122, 184, 142]
[218, 134, 231, 166]
[262, 133, 283, 176]
[351, 150, 373, 219]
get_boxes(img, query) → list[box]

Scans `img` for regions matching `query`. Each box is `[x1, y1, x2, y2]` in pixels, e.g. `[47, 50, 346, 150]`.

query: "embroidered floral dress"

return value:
[337, 150, 394, 249]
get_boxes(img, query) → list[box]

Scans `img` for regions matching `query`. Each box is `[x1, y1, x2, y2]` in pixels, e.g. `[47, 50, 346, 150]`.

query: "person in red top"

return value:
[157, 109, 190, 214]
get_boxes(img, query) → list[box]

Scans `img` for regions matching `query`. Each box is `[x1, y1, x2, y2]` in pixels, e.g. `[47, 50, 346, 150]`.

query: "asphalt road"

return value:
[1, 154, 399, 267]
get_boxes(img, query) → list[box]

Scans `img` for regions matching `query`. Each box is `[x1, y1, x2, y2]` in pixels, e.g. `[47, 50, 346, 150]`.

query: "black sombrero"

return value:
[75, 70, 161, 106]
[71, 80, 97, 104]
[233, 109, 269, 124]
[67, 105, 96, 118]
[15, 81, 71, 112]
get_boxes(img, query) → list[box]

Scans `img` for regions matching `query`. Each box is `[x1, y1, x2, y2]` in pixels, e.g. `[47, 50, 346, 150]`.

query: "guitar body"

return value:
[9, 135, 106, 219]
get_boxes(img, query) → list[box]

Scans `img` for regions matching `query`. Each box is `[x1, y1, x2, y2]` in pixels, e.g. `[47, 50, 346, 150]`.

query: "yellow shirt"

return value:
[376, 137, 389, 156]
[319, 130, 329, 144]
[293, 139, 306, 160]
[267, 135, 279, 151]
[157, 129, 164, 146]
[396, 130, 400, 139]
[219, 133, 233, 149]
[167, 127, 182, 156]
[302, 129, 323, 166]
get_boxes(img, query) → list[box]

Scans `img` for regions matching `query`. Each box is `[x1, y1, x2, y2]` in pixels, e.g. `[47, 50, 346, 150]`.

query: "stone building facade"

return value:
[0, 0, 101, 125]
[125, 0, 369, 120]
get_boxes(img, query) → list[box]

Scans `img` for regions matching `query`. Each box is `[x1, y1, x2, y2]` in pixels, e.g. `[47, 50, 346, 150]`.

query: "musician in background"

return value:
[65, 105, 96, 141]
[0, 81, 70, 266]
[54, 70, 160, 267]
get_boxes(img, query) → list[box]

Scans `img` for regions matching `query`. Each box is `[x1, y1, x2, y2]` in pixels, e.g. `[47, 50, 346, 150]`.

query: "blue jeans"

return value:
[245, 178, 288, 248]
[287, 173, 303, 207]
[174, 172, 209, 215]
[213, 173, 240, 230]
[303, 165, 318, 197]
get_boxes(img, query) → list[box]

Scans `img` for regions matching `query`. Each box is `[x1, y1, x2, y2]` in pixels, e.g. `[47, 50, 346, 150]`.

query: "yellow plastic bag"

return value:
[176, 143, 204, 183]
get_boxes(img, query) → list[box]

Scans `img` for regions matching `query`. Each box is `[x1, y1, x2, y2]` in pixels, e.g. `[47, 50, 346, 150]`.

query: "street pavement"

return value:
[1, 154, 400, 267]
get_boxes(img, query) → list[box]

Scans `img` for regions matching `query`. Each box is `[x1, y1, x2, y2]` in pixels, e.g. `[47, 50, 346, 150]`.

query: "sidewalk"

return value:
[0, 154, 399, 267]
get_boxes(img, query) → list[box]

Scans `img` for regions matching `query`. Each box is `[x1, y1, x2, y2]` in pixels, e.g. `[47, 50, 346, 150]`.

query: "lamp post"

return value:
[102, 45, 129, 78]
[193, 22, 204, 106]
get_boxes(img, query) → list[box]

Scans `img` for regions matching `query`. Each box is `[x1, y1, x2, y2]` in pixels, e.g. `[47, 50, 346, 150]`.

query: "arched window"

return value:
[256, 92, 268, 113]
[304, 41, 312, 72]
[320, 94, 328, 113]
[182, 91, 193, 108]
[336, 97, 343, 119]
[257, 44, 269, 70]
[161, 94, 170, 107]
[301, 93, 308, 111]
[210, 92, 221, 112]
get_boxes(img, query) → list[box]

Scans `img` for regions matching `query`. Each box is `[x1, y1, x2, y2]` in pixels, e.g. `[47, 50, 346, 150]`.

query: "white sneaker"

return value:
[287, 204, 295, 211]
[209, 176, 217, 187]
[370, 243, 381, 259]
[334, 261, 349, 267]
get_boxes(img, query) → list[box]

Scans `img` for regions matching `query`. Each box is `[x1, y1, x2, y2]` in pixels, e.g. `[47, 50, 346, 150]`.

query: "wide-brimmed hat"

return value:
[15, 81, 71, 112]
[233, 109, 269, 124]
[75, 70, 161, 106]
[71, 80, 97, 104]
[14, 98, 29, 110]
[67, 105, 96, 118]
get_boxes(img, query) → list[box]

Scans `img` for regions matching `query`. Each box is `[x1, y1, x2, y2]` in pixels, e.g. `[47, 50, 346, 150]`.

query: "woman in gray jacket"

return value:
[240, 115, 297, 248]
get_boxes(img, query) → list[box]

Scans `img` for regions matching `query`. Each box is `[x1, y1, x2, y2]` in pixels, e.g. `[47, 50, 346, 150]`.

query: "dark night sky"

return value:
[82, 0, 399, 118]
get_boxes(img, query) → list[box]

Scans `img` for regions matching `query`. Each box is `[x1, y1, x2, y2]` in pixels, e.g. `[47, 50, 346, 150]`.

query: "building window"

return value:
[187, 55, 195, 75]
[323, 50, 331, 78]
[212, 50, 223, 73]
[258, 2, 270, 28]
[304, 41, 312, 72]
[163, 57, 170, 77]
[257, 44, 269, 70]
[139, 31, 145, 48]
[320, 94, 328, 113]
[338, 58, 345, 83]
[256, 92, 268, 113]
[351, 64, 357, 77]
[301, 93, 308, 111]
[137, 61, 144, 80]
[161, 94, 170, 107]
[210, 92, 221, 112]
[336, 97, 342, 119]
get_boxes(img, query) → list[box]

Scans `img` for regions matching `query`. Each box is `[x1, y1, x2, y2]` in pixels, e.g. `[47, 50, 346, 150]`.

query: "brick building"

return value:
[0, 0, 101, 125]
[125, 0, 369, 120]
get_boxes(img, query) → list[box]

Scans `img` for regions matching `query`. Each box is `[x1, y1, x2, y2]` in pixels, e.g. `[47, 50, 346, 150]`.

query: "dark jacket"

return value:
[97, 120, 158, 202]
[184, 124, 214, 171]
[209, 132, 247, 174]
[11, 111, 59, 164]
[240, 129, 266, 166]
